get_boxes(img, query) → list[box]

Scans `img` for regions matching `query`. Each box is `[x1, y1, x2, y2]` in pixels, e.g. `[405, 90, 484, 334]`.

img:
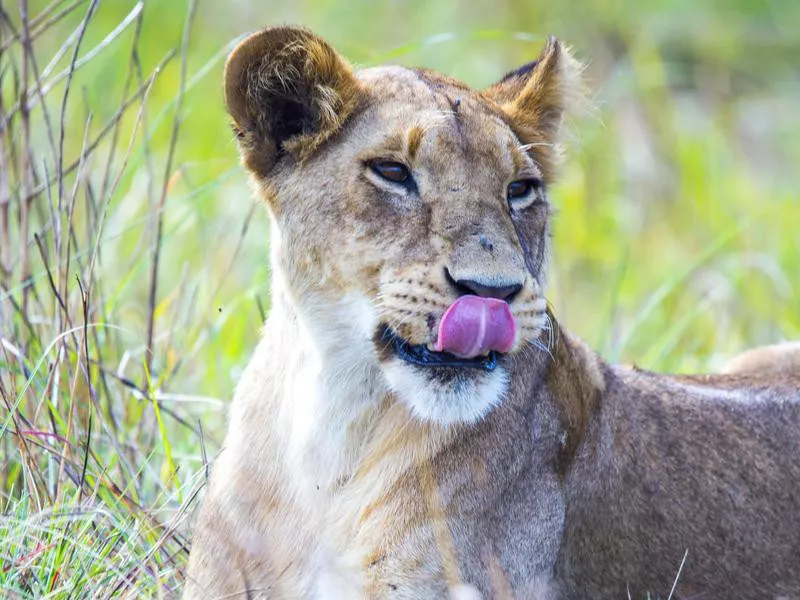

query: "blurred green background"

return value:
[37, 0, 800, 385]
[67, 0, 800, 384]
[1, 0, 798, 595]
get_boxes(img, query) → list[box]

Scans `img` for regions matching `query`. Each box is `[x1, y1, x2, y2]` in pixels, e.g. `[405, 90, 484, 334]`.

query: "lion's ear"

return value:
[484, 37, 584, 180]
[224, 27, 361, 177]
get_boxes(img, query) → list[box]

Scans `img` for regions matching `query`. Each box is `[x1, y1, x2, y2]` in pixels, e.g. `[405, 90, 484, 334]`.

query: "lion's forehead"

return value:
[354, 66, 527, 174]
[357, 66, 503, 126]
[356, 65, 428, 92]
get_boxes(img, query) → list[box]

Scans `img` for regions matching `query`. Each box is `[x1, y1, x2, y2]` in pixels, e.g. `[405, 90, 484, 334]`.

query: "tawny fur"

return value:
[723, 341, 800, 376]
[184, 27, 800, 600]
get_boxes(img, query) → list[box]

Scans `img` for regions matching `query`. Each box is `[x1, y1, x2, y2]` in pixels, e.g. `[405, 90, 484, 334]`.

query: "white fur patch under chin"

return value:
[313, 548, 363, 600]
[382, 360, 509, 425]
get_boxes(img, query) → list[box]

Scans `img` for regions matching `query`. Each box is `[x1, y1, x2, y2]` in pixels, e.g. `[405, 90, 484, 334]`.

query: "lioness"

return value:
[184, 27, 800, 599]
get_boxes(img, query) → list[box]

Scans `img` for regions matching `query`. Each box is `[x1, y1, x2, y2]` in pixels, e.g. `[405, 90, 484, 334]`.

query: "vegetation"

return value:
[0, 0, 797, 596]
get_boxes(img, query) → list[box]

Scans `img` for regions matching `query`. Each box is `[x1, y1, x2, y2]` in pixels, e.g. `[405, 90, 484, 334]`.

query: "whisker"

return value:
[376, 309, 422, 338]
[518, 141, 556, 152]
[529, 338, 554, 362]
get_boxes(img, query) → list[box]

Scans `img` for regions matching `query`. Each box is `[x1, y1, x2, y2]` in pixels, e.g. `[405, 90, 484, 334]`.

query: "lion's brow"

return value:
[403, 113, 458, 160]
[509, 140, 525, 172]
[407, 125, 425, 160]
[380, 123, 433, 161]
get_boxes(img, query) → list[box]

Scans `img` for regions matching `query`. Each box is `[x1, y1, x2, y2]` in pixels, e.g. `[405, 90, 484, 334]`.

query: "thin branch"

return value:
[145, 0, 197, 375]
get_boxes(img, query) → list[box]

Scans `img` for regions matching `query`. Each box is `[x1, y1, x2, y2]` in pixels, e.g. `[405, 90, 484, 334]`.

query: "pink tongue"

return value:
[435, 295, 516, 359]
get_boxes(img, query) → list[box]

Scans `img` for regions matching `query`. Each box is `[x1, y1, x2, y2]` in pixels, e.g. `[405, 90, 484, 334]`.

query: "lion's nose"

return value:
[445, 269, 523, 302]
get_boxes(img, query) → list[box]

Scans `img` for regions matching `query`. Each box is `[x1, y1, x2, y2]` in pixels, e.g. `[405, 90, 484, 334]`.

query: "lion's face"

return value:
[225, 28, 580, 424]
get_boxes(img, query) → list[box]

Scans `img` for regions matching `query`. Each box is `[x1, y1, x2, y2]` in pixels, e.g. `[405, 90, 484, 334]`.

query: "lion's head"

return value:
[225, 27, 582, 424]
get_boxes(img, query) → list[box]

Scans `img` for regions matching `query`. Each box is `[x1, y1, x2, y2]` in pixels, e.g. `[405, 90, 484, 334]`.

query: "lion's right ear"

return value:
[224, 27, 361, 177]
[483, 37, 585, 182]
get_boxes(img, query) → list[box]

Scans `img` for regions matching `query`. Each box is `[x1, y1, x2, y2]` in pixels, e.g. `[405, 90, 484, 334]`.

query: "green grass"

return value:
[0, 0, 798, 596]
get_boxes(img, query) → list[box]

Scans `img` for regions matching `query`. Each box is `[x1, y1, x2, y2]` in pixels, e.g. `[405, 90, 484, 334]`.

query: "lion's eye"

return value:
[507, 178, 542, 210]
[507, 179, 534, 198]
[372, 161, 410, 184]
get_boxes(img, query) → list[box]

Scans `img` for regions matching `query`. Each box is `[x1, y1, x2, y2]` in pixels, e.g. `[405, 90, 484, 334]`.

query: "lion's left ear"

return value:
[484, 37, 584, 180]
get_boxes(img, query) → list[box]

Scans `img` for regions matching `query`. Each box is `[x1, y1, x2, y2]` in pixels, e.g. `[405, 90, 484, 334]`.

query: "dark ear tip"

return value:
[543, 35, 562, 59]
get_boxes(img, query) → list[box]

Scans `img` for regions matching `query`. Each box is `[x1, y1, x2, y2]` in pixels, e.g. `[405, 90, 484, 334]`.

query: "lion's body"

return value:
[558, 365, 800, 599]
[184, 27, 800, 600]
[723, 342, 800, 376]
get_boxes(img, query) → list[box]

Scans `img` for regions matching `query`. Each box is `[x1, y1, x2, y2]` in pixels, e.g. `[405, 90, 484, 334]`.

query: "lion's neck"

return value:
[257, 275, 460, 502]
[261, 283, 385, 487]
[541, 314, 606, 472]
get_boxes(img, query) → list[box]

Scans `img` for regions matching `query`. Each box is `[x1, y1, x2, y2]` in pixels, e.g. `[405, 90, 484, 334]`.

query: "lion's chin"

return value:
[381, 358, 509, 425]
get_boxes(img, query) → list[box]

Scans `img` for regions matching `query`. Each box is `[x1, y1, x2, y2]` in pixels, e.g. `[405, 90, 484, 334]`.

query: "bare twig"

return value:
[145, 0, 197, 376]
[0, 0, 82, 54]
[19, 0, 33, 324]
[16, 50, 174, 211]
[56, 0, 97, 211]
[2, 2, 143, 123]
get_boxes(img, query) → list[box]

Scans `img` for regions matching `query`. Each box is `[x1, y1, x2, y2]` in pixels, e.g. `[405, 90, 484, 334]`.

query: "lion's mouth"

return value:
[379, 325, 499, 372]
